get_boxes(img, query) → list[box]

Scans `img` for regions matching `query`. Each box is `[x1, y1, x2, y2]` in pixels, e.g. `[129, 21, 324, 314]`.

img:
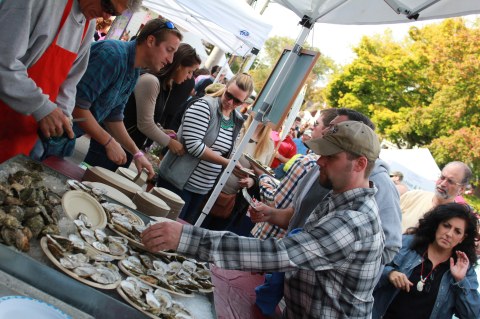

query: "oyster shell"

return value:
[193, 268, 211, 281]
[167, 261, 182, 275]
[107, 235, 128, 245]
[152, 260, 169, 274]
[92, 241, 110, 253]
[2, 214, 22, 229]
[41, 224, 60, 236]
[145, 291, 161, 310]
[68, 234, 86, 252]
[59, 254, 90, 269]
[1, 227, 17, 246]
[126, 277, 152, 293]
[153, 289, 172, 309]
[122, 258, 146, 275]
[91, 253, 115, 262]
[108, 241, 128, 256]
[77, 213, 92, 228]
[91, 265, 120, 285]
[25, 215, 45, 238]
[121, 279, 142, 299]
[80, 228, 96, 245]
[139, 254, 154, 270]
[94, 229, 107, 242]
[182, 260, 196, 274]
[73, 265, 97, 278]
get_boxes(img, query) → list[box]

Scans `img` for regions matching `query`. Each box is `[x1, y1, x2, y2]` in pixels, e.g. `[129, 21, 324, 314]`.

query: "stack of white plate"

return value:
[83, 181, 137, 209]
[132, 191, 170, 218]
[149, 187, 185, 220]
[115, 167, 148, 187]
[82, 166, 142, 199]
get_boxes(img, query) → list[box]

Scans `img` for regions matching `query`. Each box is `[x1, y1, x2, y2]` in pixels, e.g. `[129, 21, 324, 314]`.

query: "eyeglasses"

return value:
[313, 121, 319, 127]
[101, 0, 121, 16]
[438, 174, 463, 187]
[224, 90, 244, 105]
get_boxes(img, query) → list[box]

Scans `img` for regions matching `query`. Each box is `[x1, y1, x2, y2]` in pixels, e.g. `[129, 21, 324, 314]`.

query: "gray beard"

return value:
[434, 188, 454, 200]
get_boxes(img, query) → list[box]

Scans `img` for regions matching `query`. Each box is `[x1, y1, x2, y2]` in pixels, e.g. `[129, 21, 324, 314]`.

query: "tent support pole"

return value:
[194, 18, 314, 227]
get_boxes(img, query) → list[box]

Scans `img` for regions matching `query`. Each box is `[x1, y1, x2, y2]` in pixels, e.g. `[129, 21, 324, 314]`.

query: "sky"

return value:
[257, 2, 473, 65]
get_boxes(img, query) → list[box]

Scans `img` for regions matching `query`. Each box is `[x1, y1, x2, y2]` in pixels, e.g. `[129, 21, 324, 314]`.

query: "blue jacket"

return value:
[373, 235, 480, 319]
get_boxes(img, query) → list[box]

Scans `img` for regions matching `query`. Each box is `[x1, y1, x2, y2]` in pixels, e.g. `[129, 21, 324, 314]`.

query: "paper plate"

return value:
[150, 187, 185, 204]
[243, 153, 275, 177]
[62, 190, 107, 229]
[86, 182, 137, 210]
[137, 192, 170, 211]
[83, 166, 142, 198]
[40, 237, 121, 290]
[115, 167, 137, 181]
[0, 296, 71, 319]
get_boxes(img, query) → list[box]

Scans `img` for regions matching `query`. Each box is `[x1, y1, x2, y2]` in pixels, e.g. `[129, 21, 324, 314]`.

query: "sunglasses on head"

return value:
[101, 0, 121, 16]
[145, 20, 176, 39]
[224, 90, 243, 105]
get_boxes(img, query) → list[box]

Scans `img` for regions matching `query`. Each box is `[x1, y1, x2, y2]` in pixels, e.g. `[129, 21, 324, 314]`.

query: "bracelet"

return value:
[103, 136, 113, 147]
[133, 151, 144, 160]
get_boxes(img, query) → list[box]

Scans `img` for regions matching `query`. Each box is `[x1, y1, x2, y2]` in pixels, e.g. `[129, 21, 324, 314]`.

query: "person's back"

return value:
[288, 158, 401, 264]
[400, 190, 434, 232]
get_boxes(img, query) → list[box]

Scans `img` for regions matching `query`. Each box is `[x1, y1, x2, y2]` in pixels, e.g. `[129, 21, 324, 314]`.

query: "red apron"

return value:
[0, 0, 89, 163]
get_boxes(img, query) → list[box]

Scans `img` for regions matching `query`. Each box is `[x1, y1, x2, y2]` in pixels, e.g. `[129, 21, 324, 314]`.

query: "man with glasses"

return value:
[401, 161, 472, 232]
[0, 0, 141, 163]
[65, 18, 182, 179]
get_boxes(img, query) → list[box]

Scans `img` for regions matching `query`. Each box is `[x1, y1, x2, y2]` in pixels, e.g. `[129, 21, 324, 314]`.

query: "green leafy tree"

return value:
[326, 18, 480, 181]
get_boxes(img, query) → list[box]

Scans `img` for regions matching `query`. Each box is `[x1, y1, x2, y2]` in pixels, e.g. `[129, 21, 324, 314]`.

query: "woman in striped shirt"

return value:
[157, 73, 254, 224]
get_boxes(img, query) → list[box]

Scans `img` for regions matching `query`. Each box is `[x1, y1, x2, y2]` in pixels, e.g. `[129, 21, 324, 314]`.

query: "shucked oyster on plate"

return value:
[42, 234, 122, 286]
[118, 277, 194, 318]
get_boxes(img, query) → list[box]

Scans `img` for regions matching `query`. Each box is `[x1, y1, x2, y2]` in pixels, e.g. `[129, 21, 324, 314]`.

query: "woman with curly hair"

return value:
[373, 203, 480, 319]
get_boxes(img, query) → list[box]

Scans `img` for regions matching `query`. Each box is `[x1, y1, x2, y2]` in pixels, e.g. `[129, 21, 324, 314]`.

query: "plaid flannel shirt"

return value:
[251, 153, 318, 239]
[177, 186, 384, 319]
[75, 40, 139, 126]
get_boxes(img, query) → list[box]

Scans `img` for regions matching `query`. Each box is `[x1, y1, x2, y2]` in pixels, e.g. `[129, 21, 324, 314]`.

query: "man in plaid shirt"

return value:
[142, 121, 385, 318]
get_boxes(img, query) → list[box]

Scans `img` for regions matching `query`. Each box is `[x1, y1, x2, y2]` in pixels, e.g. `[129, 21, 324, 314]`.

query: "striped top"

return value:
[183, 99, 234, 193]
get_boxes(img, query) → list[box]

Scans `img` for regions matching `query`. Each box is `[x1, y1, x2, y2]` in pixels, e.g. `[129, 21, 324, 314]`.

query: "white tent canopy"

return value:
[273, 0, 480, 24]
[380, 148, 441, 192]
[142, 0, 273, 56]
[181, 32, 209, 62]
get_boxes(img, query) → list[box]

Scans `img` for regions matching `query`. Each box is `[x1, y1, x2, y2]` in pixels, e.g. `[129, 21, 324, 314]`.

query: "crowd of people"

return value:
[0, 1, 478, 318]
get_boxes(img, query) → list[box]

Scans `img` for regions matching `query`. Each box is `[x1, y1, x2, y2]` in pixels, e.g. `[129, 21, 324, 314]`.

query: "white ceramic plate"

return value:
[85, 182, 137, 209]
[0, 296, 71, 319]
[62, 190, 107, 229]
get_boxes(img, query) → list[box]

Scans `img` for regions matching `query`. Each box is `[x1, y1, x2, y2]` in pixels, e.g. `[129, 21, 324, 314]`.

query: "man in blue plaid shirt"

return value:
[142, 121, 385, 319]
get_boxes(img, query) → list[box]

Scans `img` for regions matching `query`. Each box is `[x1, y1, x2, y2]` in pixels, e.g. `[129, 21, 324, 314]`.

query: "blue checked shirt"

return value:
[177, 186, 385, 319]
[75, 40, 139, 130]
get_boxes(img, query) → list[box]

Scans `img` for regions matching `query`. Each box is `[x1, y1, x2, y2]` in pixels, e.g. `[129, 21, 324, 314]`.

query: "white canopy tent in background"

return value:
[142, 0, 273, 57]
[274, 0, 480, 24]
[172, 0, 480, 226]
[181, 32, 209, 62]
[380, 148, 441, 192]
